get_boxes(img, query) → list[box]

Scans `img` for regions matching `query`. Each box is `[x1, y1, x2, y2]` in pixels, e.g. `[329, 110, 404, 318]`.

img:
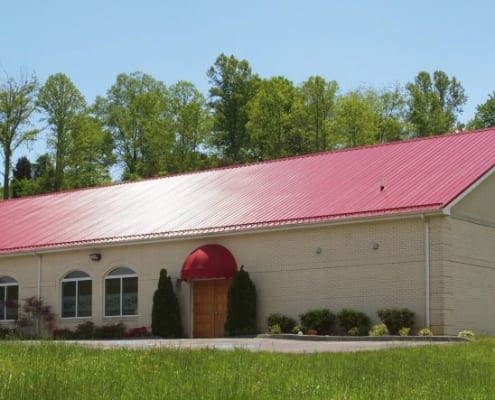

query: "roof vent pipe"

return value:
[380, 175, 385, 191]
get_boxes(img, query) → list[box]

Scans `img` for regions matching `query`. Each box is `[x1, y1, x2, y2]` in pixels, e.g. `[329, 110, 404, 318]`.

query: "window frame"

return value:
[104, 268, 138, 317]
[61, 271, 92, 319]
[0, 276, 19, 322]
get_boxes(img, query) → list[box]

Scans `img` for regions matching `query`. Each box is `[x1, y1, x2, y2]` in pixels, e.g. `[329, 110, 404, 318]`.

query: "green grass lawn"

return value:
[0, 338, 493, 399]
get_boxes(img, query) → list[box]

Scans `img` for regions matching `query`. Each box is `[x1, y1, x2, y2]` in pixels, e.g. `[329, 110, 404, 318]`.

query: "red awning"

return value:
[180, 244, 237, 280]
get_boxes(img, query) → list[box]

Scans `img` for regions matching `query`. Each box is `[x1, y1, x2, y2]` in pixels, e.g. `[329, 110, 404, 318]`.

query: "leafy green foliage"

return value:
[406, 70, 466, 137]
[419, 327, 433, 336]
[37, 73, 87, 191]
[224, 266, 257, 336]
[467, 91, 495, 129]
[399, 327, 411, 336]
[266, 313, 296, 334]
[369, 323, 389, 336]
[0, 73, 39, 199]
[207, 54, 259, 163]
[377, 308, 416, 335]
[151, 269, 182, 338]
[337, 308, 371, 336]
[299, 309, 336, 335]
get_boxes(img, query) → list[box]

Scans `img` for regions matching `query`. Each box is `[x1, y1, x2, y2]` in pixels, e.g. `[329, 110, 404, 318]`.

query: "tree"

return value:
[151, 269, 182, 338]
[169, 81, 212, 172]
[247, 77, 298, 159]
[207, 54, 259, 163]
[93, 72, 173, 180]
[224, 266, 257, 336]
[295, 76, 338, 152]
[11, 156, 33, 198]
[466, 92, 495, 130]
[63, 114, 114, 189]
[406, 70, 467, 137]
[37, 73, 86, 191]
[0, 73, 39, 199]
[365, 85, 409, 142]
[329, 91, 379, 148]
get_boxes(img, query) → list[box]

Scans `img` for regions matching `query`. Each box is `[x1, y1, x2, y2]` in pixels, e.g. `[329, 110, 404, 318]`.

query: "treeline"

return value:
[1, 53, 494, 199]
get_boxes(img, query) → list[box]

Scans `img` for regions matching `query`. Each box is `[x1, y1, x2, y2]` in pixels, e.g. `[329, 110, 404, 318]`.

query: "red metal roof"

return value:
[181, 244, 237, 280]
[0, 129, 494, 254]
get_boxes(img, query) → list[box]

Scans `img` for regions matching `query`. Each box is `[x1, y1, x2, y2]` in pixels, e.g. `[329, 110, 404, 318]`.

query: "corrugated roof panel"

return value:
[0, 128, 494, 254]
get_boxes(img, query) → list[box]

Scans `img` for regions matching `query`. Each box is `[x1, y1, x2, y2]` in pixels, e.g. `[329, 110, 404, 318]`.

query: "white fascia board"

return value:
[443, 166, 495, 216]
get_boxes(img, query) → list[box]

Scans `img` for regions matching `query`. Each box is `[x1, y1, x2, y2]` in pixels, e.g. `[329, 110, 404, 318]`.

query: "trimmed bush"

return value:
[458, 330, 476, 340]
[399, 327, 411, 336]
[225, 266, 257, 336]
[369, 323, 388, 336]
[269, 324, 282, 334]
[337, 309, 370, 336]
[419, 327, 433, 336]
[52, 328, 74, 340]
[151, 269, 182, 338]
[74, 321, 95, 339]
[299, 309, 336, 335]
[377, 308, 415, 335]
[94, 323, 126, 339]
[125, 326, 149, 338]
[266, 313, 296, 334]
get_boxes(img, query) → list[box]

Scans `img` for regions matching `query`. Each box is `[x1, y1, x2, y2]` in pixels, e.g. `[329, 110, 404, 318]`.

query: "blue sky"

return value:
[1, 0, 494, 160]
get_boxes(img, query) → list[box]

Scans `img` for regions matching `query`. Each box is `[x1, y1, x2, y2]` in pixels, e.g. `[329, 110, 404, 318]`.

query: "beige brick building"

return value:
[0, 130, 494, 336]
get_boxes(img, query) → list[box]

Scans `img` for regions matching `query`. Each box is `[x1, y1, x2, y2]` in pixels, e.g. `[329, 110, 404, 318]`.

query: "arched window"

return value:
[105, 267, 137, 317]
[0, 276, 18, 321]
[61, 271, 92, 318]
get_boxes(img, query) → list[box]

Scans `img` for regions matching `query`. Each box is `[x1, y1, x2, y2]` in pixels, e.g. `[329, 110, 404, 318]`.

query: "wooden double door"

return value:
[193, 279, 231, 338]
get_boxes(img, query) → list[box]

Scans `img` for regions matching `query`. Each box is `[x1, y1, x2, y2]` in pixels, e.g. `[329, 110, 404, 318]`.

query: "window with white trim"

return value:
[0, 276, 18, 321]
[105, 267, 138, 317]
[61, 271, 92, 318]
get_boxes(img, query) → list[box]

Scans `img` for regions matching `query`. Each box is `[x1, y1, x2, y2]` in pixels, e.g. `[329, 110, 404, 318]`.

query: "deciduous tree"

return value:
[37, 73, 86, 191]
[0, 73, 39, 199]
[406, 71, 466, 137]
[93, 72, 173, 180]
[207, 54, 259, 163]
[466, 91, 495, 130]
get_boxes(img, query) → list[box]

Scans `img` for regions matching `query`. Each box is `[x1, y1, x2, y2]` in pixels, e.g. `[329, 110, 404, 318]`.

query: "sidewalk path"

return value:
[72, 337, 461, 353]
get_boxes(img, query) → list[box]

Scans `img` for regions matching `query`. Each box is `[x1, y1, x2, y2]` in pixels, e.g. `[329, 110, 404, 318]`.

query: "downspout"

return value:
[421, 214, 430, 328]
[35, 253, 42, 299]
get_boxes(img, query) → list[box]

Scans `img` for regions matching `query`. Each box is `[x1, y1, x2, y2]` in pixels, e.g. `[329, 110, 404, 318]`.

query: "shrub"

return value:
[74, 321, 95, 339]
[348, 327, 360, 336]
[17, 296, 55, 337]
[267, 313, 296, 334]
[268, 324, 282, 334]
[458, 330, 476, 340]
[299, 309, 336, 335]
[399, 327, 411, 336]
[94, 323, 126, 339]
[0, 327, 13, 339]
[419, 327, 433, 336]
[377, 308, 415, 335]
[293, 324, 303, 334]
[225, 266, 257, 336]
[369, 323, 389, 336]
[52, 328, 74, 340]
[337, 309, 370, 336]
[125, 326, 149, 338]
[151, 269, 182, 338]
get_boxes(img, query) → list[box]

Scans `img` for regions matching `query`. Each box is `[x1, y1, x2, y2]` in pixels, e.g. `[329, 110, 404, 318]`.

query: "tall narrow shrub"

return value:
[151, 269, 182, 338]
[224, 266, 257, 336]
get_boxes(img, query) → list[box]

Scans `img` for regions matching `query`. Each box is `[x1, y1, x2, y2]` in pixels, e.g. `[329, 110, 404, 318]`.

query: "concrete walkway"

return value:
[71, 337, 463, 353]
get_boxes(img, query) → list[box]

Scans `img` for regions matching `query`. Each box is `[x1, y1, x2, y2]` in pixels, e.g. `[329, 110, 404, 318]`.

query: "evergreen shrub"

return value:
[377, 308, 415, 335]
[266, 313, 296, 334]
[299, 309, 336, 335]
[337, 309, 370, 336]
[225, 266, 257, 336]
[151, 269, 182, 338]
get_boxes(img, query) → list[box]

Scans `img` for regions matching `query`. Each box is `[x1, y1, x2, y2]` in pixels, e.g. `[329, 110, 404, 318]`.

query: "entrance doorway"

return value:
[193, 279, 231, 338]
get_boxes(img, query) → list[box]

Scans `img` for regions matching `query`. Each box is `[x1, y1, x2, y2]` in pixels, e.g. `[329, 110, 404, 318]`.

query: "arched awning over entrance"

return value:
[180, 244, 237, 280]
